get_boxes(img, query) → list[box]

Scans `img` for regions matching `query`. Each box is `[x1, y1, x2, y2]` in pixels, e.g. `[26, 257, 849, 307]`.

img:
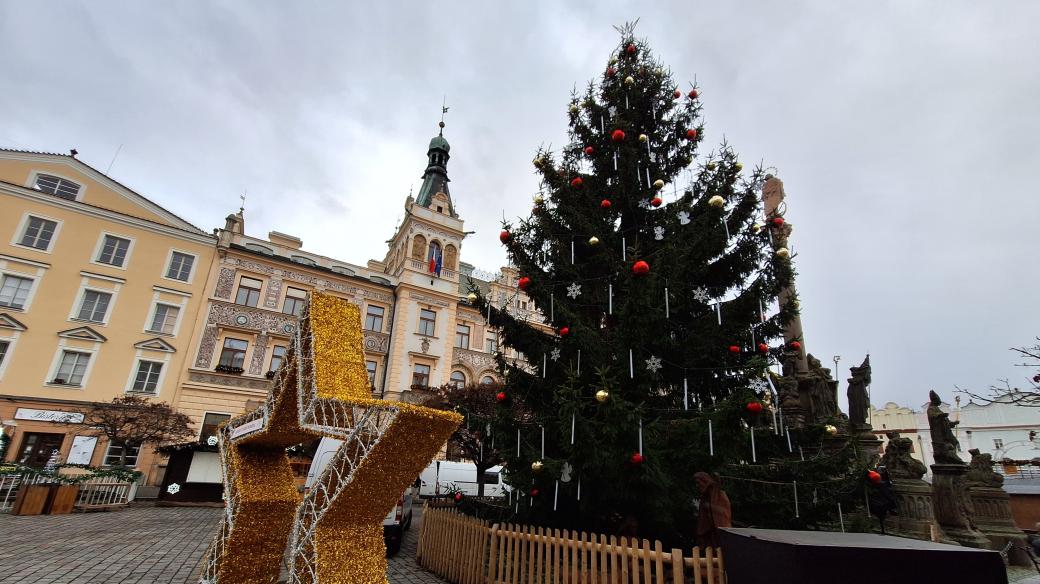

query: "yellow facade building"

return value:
[0, 149, 215, 484]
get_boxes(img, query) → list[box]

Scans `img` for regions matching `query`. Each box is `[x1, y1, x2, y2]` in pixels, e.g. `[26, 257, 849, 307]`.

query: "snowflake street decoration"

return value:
[566, 282, 582, 299]
[645, 355, 663, 374]
[678, 211, 691, 225]
[749, 378, 769, 394]
[639, 198, 652, 210]
[550, 347, 562, 362]
[167, 483, 181, 495]
[654, 226, 665, 241]
[206, 436, 218, 446]
[692, 287, 711, 303]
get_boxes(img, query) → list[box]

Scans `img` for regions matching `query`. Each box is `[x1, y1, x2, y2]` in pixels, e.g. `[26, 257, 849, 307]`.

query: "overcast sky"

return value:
[2, 2, 1037, 411]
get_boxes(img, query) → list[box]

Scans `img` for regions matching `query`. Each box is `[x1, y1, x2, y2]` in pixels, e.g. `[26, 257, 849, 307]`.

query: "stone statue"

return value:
[927, 390, 963, 464]
[880, 432, 927, 480]
[847, 355, 871, 432]
[966, 449, 1004, 488]
[805, 354, 839, 423]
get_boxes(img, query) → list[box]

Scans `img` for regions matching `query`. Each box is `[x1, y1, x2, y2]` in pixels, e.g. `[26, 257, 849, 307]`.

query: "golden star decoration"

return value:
[201, 292, 461, 584]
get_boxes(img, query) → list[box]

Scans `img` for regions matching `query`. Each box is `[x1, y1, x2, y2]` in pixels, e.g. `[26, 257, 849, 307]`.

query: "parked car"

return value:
[305, 437, 415, 556]
[418, 460, 507, 497]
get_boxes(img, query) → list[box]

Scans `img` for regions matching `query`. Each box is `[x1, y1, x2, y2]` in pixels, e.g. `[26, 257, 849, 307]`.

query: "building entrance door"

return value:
[16, 432, 65, 467]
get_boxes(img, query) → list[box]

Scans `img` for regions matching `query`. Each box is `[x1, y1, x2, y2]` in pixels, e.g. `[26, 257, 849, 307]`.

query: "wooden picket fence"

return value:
[417, 505, 725, 584]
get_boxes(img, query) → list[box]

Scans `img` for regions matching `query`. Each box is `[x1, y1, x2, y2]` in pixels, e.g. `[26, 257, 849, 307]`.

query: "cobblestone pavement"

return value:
[0, 504, 446, 584]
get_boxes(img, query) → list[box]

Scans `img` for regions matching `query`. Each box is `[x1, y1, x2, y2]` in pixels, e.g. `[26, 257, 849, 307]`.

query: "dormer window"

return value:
[33, 174, 81, 200]
[436, 206, 444, 213]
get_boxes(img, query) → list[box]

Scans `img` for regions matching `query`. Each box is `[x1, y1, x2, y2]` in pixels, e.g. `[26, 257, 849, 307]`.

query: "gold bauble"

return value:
[708, 195, 725, 208]
[752, 223, 762, 233]
[706, 162, 717, 171]
[466, 292, 477, 303]
[534, 194, 545, 205]
[595, 389, 610, 403]
[588, 236, 600, 246]
[735, 162, 744, 172]
[609, 56, 618, 65]
[824, 424, 838, 436]
[638, 133, 648, 143]
[775, 247, 791, 259]
[531, 460, 544, 472]
[533, 157, 545, 168]
[569, 104, 579, 114]
[653, 179, 665, 190]
[624, 76, 635, 85]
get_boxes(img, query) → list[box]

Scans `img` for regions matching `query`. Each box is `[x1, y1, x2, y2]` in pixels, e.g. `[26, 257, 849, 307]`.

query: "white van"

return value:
[306, 437, 414, 555]
[418, 460, 507, 497]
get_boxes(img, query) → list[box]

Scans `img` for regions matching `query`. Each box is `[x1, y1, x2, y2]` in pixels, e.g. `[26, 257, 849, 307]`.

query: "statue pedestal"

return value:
[889, 478, 955, 544]
[930, 463, 991, 549]
[857, 432, 882, 466]
[970, 486, 1030, 565]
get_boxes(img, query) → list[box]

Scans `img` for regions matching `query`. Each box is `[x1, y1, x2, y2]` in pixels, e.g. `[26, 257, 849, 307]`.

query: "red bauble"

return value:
[728, 345, 741, 354]
[651, 196, 663, 208]
[600, 199, 612, 209]
[631, 452, 644, 465]
[747, 402, 763, 414]
[606, 67, 616, 77]
[688, 89, 699, 99]
[496, 392, 507, 403]
[790, 341, 802, 351]
[758, 343, 769, 353]
[570, 177, 583, 188]
[686, 129, 699, 140]
[626, 43, 637, 55]
[867, 470, 882, 485]
[531, 488, 540, 497]
[584, 146, 594, 155]
[559, 326, 570, 337]
[772, 217, 785, 227]
[518, 276, 531, 290]
[632, 260, 650, 275]
[612, 129, 626, 142]
[454, 493, 463, 502]
[499, 230, 511, 244]
[673, 90, 682, 99]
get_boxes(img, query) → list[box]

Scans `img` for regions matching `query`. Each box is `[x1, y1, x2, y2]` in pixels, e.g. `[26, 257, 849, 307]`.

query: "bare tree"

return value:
[62, 396, 195, 467]
[956, 338, 1040, 406]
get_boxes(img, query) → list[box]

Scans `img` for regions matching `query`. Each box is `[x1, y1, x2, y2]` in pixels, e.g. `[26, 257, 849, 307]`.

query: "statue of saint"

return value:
[847, 355, 871, 431]
[879, 432, 927, 480]
[966, 449, 1004, 488]
[927, 390, 963, 464]
[805, 354, 839, 422]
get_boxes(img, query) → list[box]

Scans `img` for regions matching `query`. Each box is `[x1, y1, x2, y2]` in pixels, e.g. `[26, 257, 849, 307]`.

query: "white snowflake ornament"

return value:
[550, 347, 562, 362]
[678, 211, 691, 225]
[166, 483, 181, 495]
[692, 287, 711, 303]
[749, 378, 769, 394]
[639, 199, 652, 210]
[645, 355, 663, 374]
[654, 226, 665, 240]
[566, 282, 582, 299]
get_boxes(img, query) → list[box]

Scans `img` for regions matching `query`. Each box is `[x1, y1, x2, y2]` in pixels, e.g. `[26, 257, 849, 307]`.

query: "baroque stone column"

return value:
[931, 463, 990, 548]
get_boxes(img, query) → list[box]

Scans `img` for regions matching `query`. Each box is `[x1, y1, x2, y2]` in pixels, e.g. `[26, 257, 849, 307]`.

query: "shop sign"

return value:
[14, 408, 85, 424]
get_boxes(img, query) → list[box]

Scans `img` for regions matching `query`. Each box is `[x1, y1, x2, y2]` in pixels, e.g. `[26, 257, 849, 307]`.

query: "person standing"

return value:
[694, 472, 732, 548]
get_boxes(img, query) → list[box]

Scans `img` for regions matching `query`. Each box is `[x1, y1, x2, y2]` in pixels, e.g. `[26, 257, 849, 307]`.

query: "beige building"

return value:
[0, 149, 215, 483]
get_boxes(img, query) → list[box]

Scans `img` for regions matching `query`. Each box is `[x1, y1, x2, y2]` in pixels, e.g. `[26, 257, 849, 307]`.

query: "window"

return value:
[486, 336, 498, 354]
[418, 309, 436, 336]
[0, 340, 8, 367]
[270, 345, 287, 371]
[450, 371, 466, 388]
[282, 287, 307, 316]
[76, 290, 112, 322]
[455, 324, 471, 349]
[481, 376, 496, 385]
[366, 360, 377, 386]
[994, 439, 1004, 450]
[103, 443, 140, 467]
[235, 277, 263, 307]
[96, 235, 131, 267]
[54, 351, 90, 385]
[19, 216, 58, 250]
[130, 360, 163, 394]
[200, 413, 231, 441]
[33, 174, 81, 200]
[412, 364, 431, 388]
[166, 251, 195, 282]
[218, 338, 248, 370]
[365, 305, 385, 332]
[149, 303, 179, 335]
[0, 275, 33, 309]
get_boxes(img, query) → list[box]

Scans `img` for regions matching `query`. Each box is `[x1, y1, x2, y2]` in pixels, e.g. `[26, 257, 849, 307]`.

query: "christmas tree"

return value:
[470, 25, 867, 543]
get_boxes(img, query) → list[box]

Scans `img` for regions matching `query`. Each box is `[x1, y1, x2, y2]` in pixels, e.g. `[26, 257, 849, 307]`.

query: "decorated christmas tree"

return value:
[469, 26, 868, 543]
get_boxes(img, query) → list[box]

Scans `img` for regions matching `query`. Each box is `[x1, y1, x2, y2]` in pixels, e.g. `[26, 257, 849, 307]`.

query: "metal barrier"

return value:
[0, 472, 134, 512]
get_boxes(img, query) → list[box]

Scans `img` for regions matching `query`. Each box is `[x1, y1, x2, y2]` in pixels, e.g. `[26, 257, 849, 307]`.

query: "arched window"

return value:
[450, 371, 466, 389]
[428, 240, 442, 263]
[411, 235, 427, 260]
[481, 375, 495, 385]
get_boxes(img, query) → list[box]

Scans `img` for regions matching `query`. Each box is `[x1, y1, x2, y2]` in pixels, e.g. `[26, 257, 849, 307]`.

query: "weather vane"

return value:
[440, 95, 449, 129]
[239, 191, 246, 214]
